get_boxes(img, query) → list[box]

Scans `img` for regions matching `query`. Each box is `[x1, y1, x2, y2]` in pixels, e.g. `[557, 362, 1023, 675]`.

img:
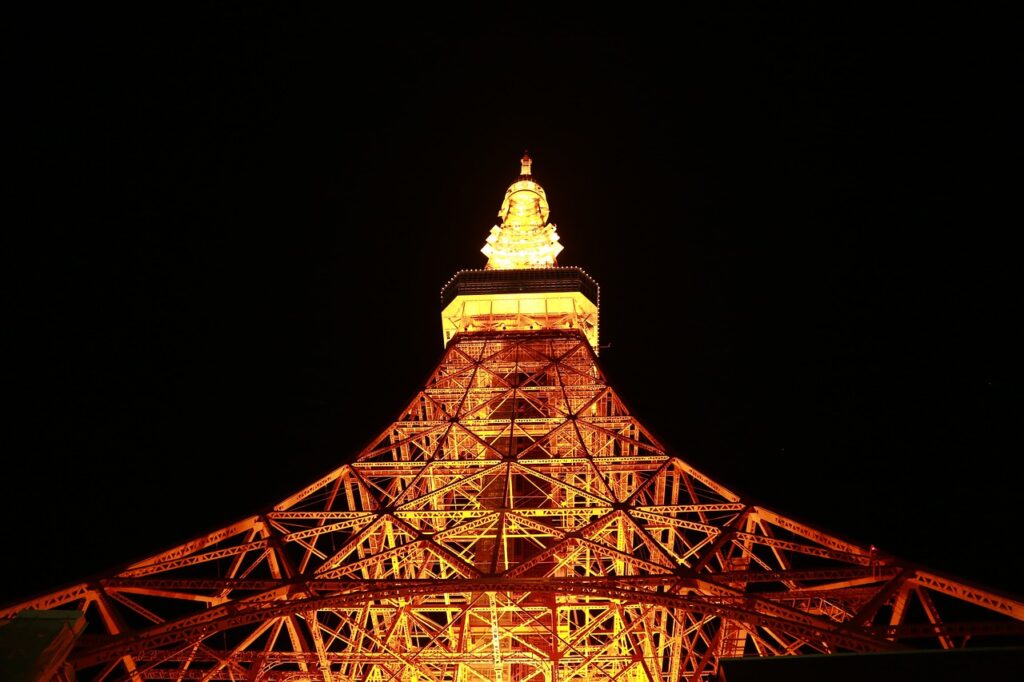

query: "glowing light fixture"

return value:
[443, 155, 599, 349]
[480, 152, 564, 269]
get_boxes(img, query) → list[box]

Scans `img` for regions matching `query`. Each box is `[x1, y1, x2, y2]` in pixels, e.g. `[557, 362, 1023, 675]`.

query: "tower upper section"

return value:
[481, 153, 563, 270]
[441, 155, 600, 351]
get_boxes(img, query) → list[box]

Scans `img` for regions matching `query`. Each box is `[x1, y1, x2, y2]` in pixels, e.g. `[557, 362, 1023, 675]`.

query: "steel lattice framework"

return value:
[6, 155, 1023, 680]
[5, 330, 1023, 681]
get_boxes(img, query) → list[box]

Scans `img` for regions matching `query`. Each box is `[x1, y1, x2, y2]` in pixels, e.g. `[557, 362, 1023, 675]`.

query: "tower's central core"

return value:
[441, 155, 600, 350]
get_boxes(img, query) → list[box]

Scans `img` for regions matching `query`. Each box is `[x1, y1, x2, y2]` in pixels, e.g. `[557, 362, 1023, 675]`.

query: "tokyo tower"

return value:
[3, 154, 1022, 681]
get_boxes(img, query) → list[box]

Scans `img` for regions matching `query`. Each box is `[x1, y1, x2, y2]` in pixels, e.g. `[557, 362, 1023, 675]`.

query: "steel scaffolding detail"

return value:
[5, 156, 1021, 681]
[5, 330, 1023, 681]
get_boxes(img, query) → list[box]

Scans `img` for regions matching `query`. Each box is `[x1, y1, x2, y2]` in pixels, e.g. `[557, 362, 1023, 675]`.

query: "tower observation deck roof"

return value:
[440, 266, 599, 308]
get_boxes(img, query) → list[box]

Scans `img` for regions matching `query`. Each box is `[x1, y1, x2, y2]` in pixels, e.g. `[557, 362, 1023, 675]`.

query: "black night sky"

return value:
[6, 6, 1018, 607]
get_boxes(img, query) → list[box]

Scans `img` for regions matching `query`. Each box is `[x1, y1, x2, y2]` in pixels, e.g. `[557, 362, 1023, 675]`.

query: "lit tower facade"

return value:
[4, 156, 1023, 681]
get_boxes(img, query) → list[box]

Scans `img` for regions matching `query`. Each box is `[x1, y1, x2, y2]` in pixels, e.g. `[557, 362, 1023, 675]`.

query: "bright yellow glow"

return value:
[441, 291, 599, 351]
[481, 153, 564, 269]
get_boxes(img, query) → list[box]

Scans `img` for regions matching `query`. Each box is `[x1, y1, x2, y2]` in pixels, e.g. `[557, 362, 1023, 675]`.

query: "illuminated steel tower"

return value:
[4, 155, 1023, 681]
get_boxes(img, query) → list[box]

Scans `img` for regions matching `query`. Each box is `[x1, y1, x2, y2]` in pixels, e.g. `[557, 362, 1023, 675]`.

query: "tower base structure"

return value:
[4, 330, 1022, 681]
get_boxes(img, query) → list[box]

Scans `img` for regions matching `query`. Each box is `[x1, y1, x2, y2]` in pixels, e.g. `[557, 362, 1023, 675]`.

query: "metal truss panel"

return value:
[5, 331, 1022, 682]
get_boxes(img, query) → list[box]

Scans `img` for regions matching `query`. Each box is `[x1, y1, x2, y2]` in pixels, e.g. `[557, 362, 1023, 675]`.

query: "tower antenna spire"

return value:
[480, 154, 562, 270]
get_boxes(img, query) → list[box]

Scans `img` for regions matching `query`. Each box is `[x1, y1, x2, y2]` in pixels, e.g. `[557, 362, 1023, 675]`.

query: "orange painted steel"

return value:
[4, 157, 1021, 681]
[5, 331, 1023, 681]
